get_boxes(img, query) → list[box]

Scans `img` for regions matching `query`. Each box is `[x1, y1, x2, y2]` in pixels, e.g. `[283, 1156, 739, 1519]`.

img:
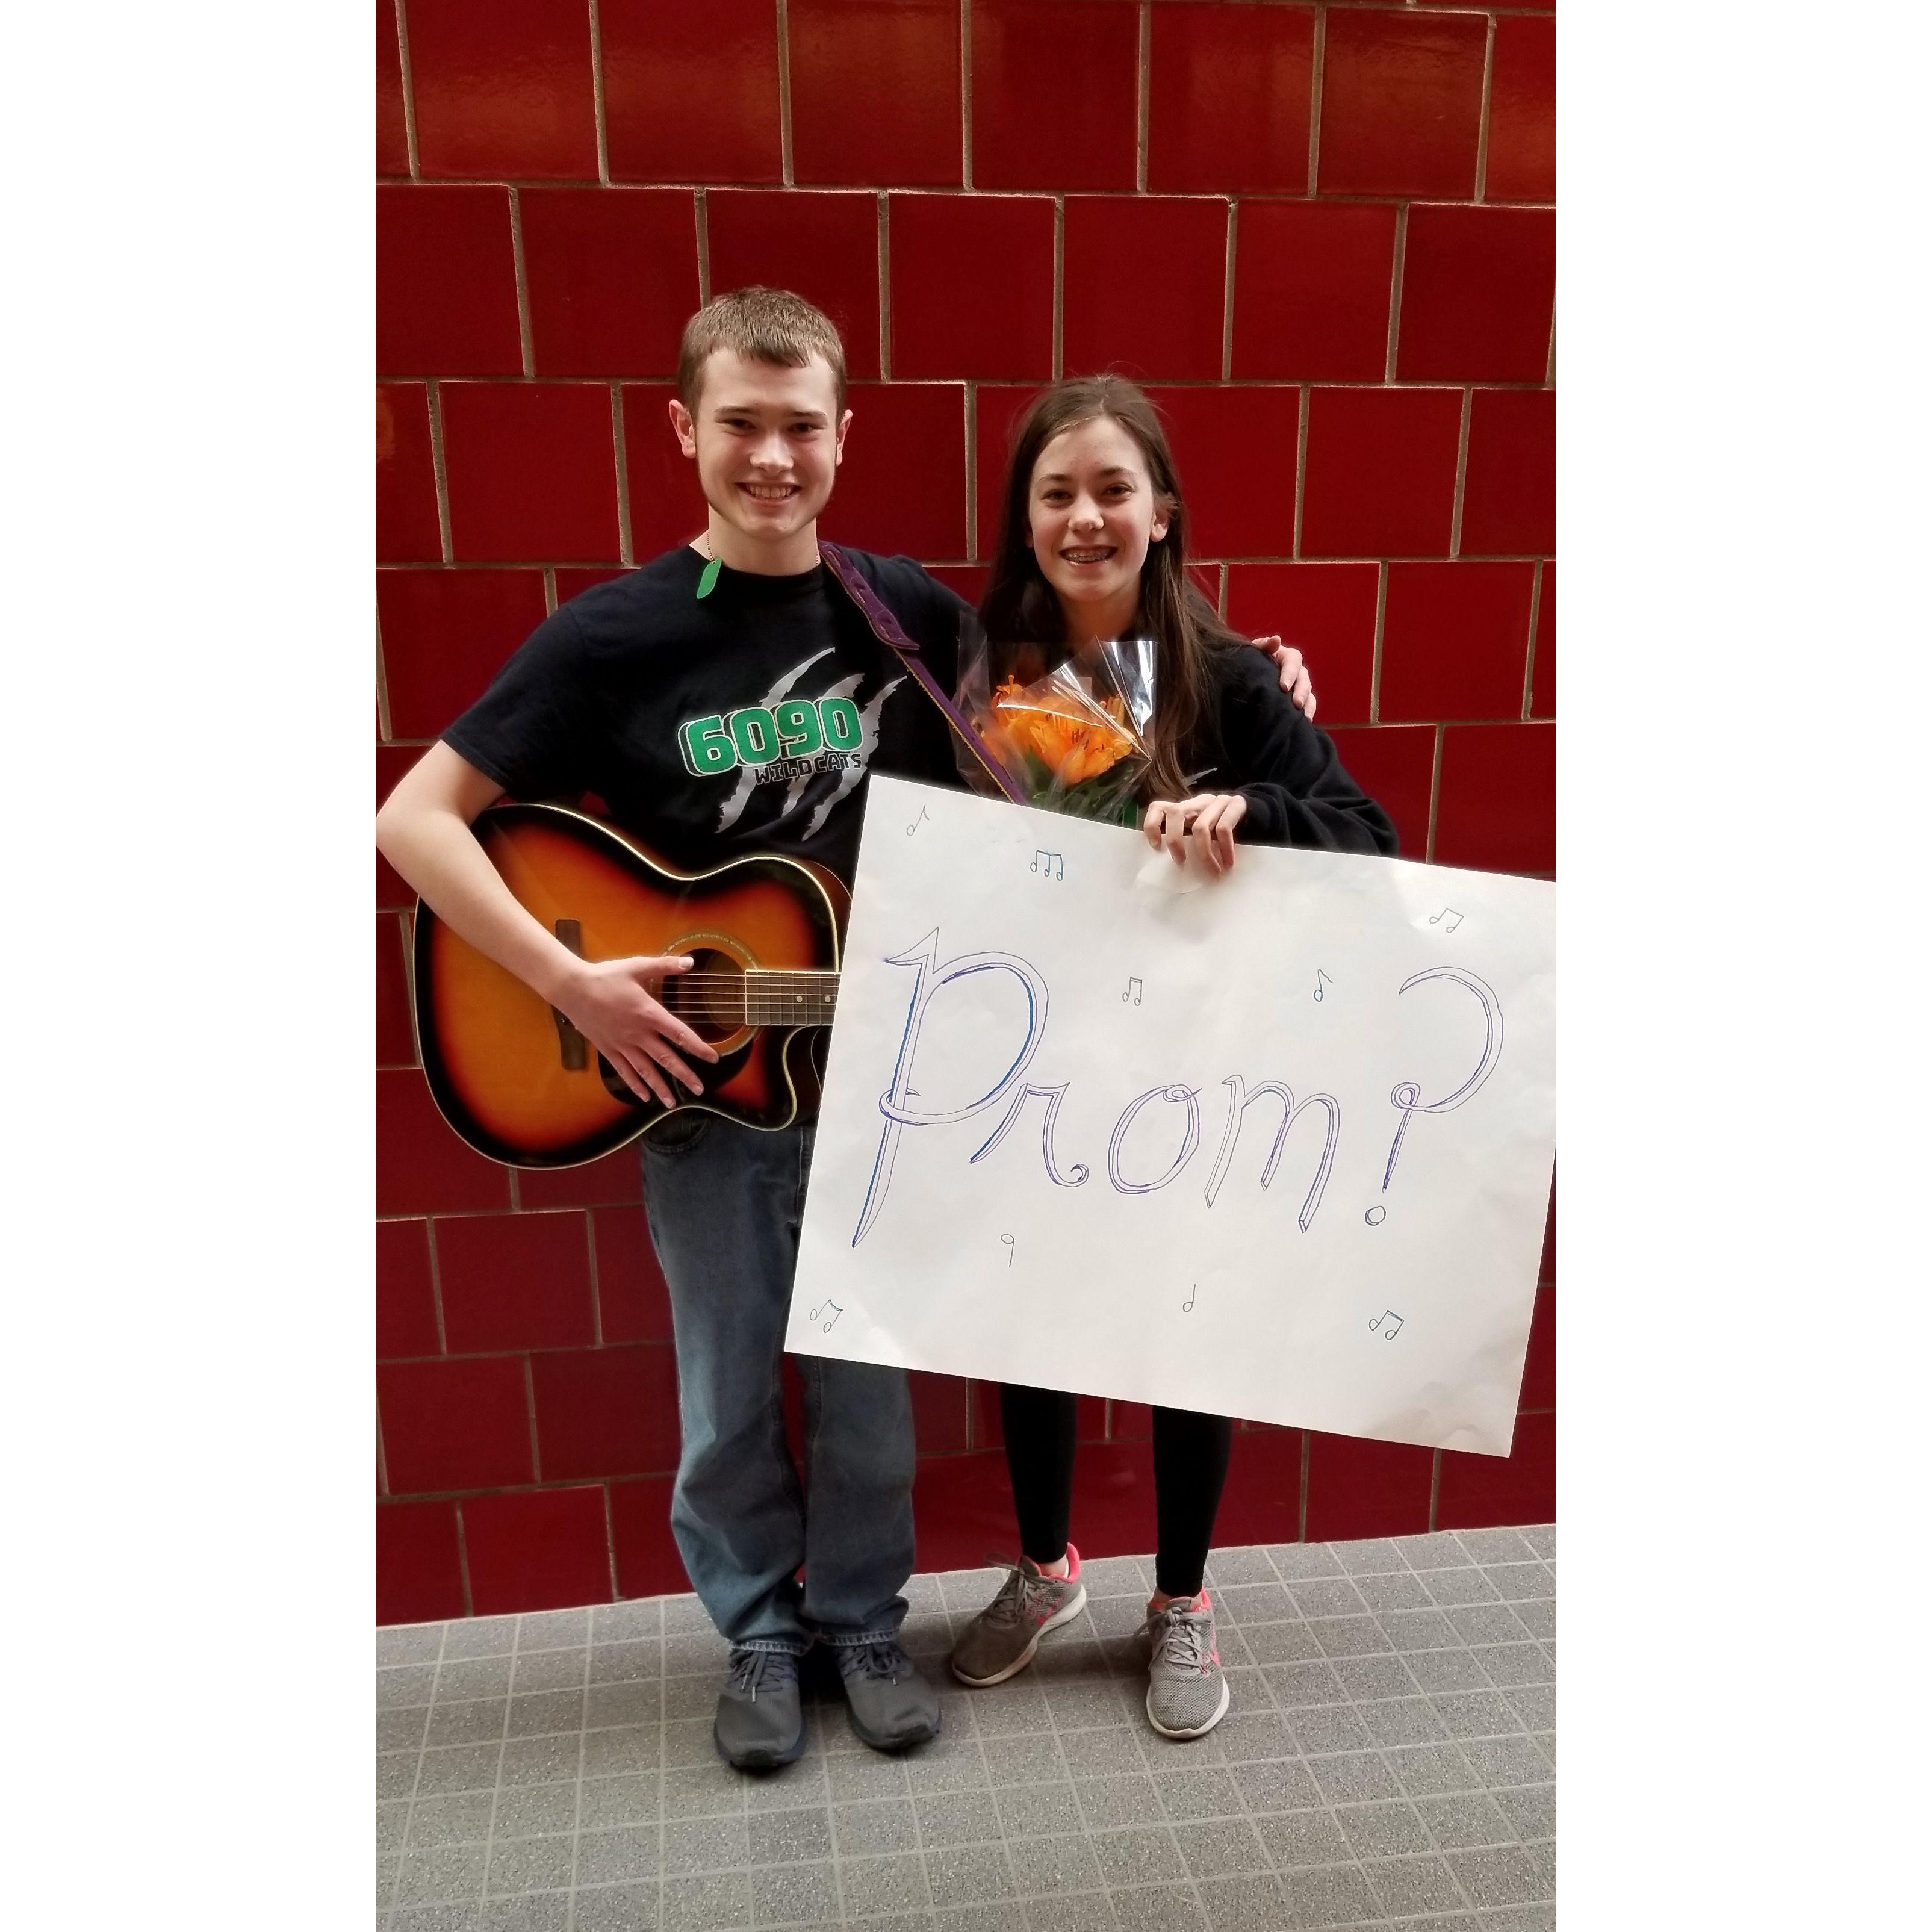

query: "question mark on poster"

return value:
[1380, 969, 1505, 1205]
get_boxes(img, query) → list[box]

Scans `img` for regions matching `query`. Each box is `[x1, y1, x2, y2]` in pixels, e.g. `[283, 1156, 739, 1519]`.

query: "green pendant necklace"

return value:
[695, 542, 721, 600]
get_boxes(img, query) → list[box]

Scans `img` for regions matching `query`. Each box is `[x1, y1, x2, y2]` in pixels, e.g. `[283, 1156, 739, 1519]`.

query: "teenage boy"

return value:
[377, 288, 1318, 1771]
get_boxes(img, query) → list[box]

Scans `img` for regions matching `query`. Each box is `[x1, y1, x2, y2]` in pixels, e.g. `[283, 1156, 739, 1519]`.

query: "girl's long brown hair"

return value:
[978, 376, 1250, 803]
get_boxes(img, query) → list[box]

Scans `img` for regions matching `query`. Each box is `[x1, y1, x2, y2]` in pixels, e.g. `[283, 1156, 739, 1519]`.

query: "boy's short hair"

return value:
[677, 287, 848, 414]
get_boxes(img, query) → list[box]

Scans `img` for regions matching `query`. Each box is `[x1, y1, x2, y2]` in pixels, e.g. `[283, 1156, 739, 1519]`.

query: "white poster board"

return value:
[786, 775, 1555, 1455]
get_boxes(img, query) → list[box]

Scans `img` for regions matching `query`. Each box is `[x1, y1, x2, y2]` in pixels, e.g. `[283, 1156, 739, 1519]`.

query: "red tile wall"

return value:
[376, 1, 1556, 1621]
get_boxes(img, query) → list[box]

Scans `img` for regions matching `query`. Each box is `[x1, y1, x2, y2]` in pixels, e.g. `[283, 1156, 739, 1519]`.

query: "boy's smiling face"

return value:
[670, 350, 851, 569]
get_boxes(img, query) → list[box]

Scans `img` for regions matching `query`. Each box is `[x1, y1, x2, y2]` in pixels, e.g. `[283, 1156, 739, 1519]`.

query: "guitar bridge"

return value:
[551, 919, 588, 1070]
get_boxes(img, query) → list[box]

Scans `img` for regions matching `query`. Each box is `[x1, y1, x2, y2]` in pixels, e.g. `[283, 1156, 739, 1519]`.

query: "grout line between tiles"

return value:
[1424, 724, 1445, 862]
[1368, 559, 1388, 722]
[775, 0, 795, 187]
[610, 384, 634, 566]
[960, 0, 974, 191]
[1521, 561, 1544, 721]
[1474, 10, 1497, 204]
[1306, 5, 1326, 194]
[1292, 386, 1309, 558]
[1137, 1, 1152, 194]
[507, 188, 536, 377]
[1385, 204, 1409, 382]
[393, 0, 421, 181]
[1449, 387, 1473, 557]
[587, 0, 610, 186]
[1221, 200, 1238, 381]
[426, 379, 453, 562]
[695, 187, 712, 308]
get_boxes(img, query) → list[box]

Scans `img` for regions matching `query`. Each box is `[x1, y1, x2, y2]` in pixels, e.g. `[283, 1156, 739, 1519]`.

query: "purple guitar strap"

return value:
[819, 541, 1028, 806]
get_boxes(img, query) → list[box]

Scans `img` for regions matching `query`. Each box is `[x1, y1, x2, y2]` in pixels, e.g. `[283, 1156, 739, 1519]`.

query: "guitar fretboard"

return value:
[663, 969, 838, 1030]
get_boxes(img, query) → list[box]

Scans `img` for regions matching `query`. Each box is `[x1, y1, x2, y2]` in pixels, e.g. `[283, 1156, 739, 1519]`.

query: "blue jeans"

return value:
[641, 1113, 915, 1655]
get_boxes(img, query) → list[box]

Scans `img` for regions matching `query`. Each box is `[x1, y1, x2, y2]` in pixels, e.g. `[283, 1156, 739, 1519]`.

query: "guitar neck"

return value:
[667, 967, 839, 1030]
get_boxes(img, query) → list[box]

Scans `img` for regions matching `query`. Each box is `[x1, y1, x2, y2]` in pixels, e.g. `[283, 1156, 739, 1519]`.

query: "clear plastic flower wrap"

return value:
[955, 615, 1157, 825]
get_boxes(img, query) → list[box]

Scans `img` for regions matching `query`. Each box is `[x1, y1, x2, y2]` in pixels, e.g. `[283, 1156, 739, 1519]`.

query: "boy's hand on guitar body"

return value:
[1143, 793, 1249, 876]
[549, 954, 721, 1109]
[1247, 636, 1317, 721]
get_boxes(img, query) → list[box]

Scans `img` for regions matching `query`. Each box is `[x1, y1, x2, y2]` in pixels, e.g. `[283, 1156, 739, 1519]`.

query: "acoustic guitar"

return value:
[412, 803, 848, 1169]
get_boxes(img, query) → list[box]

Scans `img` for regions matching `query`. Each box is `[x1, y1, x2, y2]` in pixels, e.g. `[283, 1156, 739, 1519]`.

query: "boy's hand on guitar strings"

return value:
[1143, 793, 1249, 876]
[1248, 635, 1317, 721]
[551, 954, 720, 1108]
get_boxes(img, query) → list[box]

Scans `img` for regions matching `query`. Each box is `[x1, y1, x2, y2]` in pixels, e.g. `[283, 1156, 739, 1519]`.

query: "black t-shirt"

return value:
[444, 545, 972, 884]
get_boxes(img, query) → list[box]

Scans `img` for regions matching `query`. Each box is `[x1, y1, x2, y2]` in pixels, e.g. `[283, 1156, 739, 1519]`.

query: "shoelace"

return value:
[839, 1639, 908, 1683]
[1141, 1603, 1210, 1676]
[726, 1648, 798, 1701]
[981, 1553, 1060, 1629]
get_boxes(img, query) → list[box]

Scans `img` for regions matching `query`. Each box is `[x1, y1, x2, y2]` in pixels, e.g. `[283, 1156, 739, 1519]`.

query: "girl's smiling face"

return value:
[1027, 414, 1170, 638]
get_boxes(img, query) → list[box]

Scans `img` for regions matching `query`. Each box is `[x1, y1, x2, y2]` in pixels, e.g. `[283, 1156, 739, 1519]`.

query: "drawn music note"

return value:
[808, 1298, 845, 1333]
[1181, 1283, 1197, 1312]
[906, 804, 930, 836]
[1314, 969, 1334, 1001]
[1368, 1309, 1403, 1339]
[1000, 1234, 1014, 1268]
[1123, 975, 1143, 1005]
[1429, 908, 1464, 933]
[1031, 849, 1064, 880]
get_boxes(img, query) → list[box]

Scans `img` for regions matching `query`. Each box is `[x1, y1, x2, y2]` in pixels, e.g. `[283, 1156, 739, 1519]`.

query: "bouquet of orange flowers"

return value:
[955, 621, 1156, 824]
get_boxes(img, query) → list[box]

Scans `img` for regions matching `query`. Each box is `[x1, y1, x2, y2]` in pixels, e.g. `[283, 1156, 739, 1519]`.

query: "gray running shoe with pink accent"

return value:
[1142, 1592, 1230, 1739]
[949, 1548, 1089, 1688]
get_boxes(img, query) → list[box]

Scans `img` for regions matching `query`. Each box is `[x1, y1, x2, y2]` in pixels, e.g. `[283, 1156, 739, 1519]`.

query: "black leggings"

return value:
[999, 1384, 1234, 1599]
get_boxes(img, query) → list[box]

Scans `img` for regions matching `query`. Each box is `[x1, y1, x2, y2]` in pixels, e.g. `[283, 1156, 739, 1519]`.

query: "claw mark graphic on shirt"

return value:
[802, 674, 901, 837]
[715, 650, 834, 833]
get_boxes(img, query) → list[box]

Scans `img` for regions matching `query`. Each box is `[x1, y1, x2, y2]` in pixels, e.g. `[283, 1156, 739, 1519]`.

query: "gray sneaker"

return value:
[1142, 1593, 1230, 1741]
[949, 1549, 1089, 1688]
[835, 1638, 942, 1751]
[714, 1647, 804, 1769]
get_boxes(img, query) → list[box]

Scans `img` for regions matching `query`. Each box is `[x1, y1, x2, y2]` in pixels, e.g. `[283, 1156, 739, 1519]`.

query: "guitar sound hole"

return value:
[665, 948, 745, 1044]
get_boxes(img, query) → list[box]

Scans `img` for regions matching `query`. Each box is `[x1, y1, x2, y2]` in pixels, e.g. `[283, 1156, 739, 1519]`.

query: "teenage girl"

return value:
[948, 377, 1397, 1740]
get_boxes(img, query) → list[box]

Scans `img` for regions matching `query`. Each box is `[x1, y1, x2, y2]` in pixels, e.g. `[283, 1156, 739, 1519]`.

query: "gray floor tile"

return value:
[1335, 1799, 1433, 1859]
[441, 1616, 519, 1660]
[1492, 1782, 1555, 1842]
[980, 1734, 1068, 1786]
[580, 1723, 659, 1781]
[381, 1624, 447, 1667]
[1006, 1833, 1105, 1897]
[1090, 1822, 1188, 1887]
[1309, 1616, 1391, 1658]
[380, 1706, 432, 1753]
[1288, 1704, 1374, 1754]
[569, 1881, 661, 1932]
[1518, 1527, 1555, 1561]
[492, 1781, 576, 1840]
[1278, 1860, 1379, 1928]
[1431, 1691, 1525, 1740]
[662, 1759, 750, 1819]
[843, 1850, 935, 1915]
[579, 1772, 659, 1828]
[1267, 1543, 1344, 1580]
[836, 1797, 921, 1856]
[484, 1833, 573, 1897]
[1359, 1696, 1450, 1747]
[1229, 1757, 1322, 1815]
[922, 1839, 1016, 1902]
[576, 1823, 661, 1887]
[1483, 1909, 1556, 1932]
[1504, 1597, 1555, 1641]
[1471, 1643, 1552, 1689]
[480, 1896, 570, 1932]
[830, 1750, 916, 1801]
[511, 1647, 589, 1694]
[1363, 1852, 1468, 1918]
[1453, 1529, 1535, 1564]
[1243, 1619, 1325, 1663]
[916, 1787, 1003, 1846]
[498, 1733, 579, 1787]
[1057, 1724, 1141, 1778]
[437, 1656, 515, 1703]
[409, 1748, 498, 1804]
[660, 1869, 753, 1928]
[388, 1908, 478, 1932]
[1446, 1843, 1549, 1907]
[1503, 1685, 1555, 1732]
[1288, 1579, 1371, 1620]
[1197, 1871, 1290, 1931]
[660, 1594, 711, 1633]
[380, 1665, 440, 1710]
[1377, 1609, 1460, 1653]
[1079, 1556, 1153, 1597]
[1384, 1743, 1481, 1798]
[1334, 1539, 1409, 1577]
[1025, 1895, 1114, 1932]
[1421, 1567, 1502, 1608]
[1456, 1736, 1552, 1789]
[1401, 1649, 1491, 1695]
[1305, 1751, 1402, 1805]
[1391, 1533, 1473, 1571]
[1447, 1604, 1533, 1647]
[745, 1803, 833, 1865]
[1151, 1767, 1241, 1822]
[395, 1843, 488, 1906]
[1215, 1712, 1299, 1764]
[1415, 1792, 1516, 1850]
[1216, 1581, 1295, 1624]
[1075, 1772, 1161, 1830]
[665, 1812, 751, 1874]
[750, 1856, 839, 1924]
[1267, 1660, 1347, 1709]
[1352, 1571, 1433, 1617]
[427, 1700, 509, 1749]
[516, 1608, 590, 1651]
[996, 1781, 1084, 1839]
[1255, 1806, 1353, 1868]
[1178, 1816, 1270, 1880]
[1109, 1883, 1206, 1931]
[406, 1791, 496, 1849]
[1207, 1545, 1285, 1587]
[592, 1597, 662, 1641]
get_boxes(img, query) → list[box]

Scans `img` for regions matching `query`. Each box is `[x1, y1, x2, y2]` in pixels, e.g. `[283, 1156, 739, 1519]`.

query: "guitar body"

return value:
[412, 804, 847, 1168]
